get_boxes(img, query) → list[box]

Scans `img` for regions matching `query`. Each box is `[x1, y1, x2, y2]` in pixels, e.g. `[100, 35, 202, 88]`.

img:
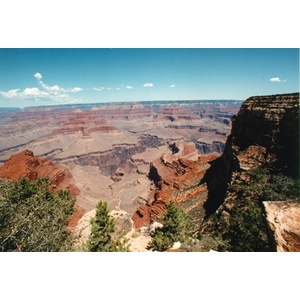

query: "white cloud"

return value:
[143, 83, 154, 88]
[34, 72, 83, 93]
[270, 77, 287, 82]
[23, 87, 48, 97]
[0, 72, 83, 104]
[70, 87, 83, 92]
[125, 85, 133, 89]
[34, 72, 43, 80]
[169, 84, 175, 88]
[0, 89, 20, 98]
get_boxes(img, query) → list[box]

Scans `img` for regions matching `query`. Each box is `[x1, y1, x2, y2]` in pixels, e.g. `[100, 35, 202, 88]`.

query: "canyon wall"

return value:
[230, 93, 299, 177]
[200, 93, 299, 251]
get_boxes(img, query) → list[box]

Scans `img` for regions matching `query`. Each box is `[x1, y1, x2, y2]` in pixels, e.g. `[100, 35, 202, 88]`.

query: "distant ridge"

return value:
[21, 99, 243, 111]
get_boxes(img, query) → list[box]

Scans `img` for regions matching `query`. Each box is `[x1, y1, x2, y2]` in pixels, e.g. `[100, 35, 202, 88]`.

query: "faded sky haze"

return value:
[0, 48, 298, 108]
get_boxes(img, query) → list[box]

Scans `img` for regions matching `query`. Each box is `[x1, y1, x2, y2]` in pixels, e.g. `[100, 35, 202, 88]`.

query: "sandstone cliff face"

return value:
[0, 150, 79, 196]
[204, 93, 299, 213]
[230, 93, 299, 177]
[200, 93, 300, 251]
[132, 152, 218, 229]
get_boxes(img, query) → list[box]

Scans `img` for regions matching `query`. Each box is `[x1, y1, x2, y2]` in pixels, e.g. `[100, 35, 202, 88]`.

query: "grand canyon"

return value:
[0, 93, 299, 251]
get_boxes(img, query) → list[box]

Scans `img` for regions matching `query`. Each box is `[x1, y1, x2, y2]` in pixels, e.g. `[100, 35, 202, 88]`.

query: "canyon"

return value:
[0, 100, 240, 218]
[1, 94, 299, 251]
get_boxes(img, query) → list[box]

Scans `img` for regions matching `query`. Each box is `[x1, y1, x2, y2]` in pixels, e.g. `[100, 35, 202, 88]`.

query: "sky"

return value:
[0, 48, 298, 108]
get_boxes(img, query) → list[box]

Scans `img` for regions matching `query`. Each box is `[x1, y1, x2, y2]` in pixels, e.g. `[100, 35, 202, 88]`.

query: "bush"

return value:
[224, 199, 271, 252]
[0, 177, 75, 252]
[84, 201, 130, 252]
[147, 201, 191, 251]
[220, 167, 299, 251]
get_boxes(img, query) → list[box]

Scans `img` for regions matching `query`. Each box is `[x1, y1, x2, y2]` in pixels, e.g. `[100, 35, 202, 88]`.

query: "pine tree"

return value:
[147, 201, 191, 251]
[84, 201, 130, 252]
[0, 177, 75, 252]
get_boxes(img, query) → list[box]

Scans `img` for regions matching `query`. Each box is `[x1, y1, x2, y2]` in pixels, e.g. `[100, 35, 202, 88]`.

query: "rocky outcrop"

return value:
[73, 208, 152, 252]
[264, 201, 300, 252]
[0, 150, 79, 196]
[230, 93, 299, 177]
[200, 93, 300, 251]
[51, 111, 117, 136]
[202, 93, 299, 217]
[195, 141, 225, 155]
[132, 153, 218, 229]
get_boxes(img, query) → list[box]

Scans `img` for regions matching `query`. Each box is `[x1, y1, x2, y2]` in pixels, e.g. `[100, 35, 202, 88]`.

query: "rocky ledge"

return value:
[264, 201, 300, 252]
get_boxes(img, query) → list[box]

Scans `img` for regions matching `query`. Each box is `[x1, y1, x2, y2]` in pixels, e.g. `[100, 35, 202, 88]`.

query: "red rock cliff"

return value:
[0, 150, 79, 196]
[132, 153, 218, 229]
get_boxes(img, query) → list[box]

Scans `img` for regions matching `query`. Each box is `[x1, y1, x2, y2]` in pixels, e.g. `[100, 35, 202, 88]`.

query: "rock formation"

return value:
[0, 150, 79, 196]
[132, 153, 218, 229]
[230, 93, 299, 177]
[263, 201, 300, 252]
[201, 93, 299, 216]
[200, 93, 300, 251]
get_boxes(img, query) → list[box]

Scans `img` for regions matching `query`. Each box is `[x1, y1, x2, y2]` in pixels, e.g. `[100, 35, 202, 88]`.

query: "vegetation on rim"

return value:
[84, 201, 130, 252]
[147, 201, 192, 251]
[202, 167, 299, 252]
[0, 177, 75, 252]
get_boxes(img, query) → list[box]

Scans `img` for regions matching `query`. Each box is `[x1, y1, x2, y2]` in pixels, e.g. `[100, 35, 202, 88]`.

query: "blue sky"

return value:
[0, 48, 298, 108]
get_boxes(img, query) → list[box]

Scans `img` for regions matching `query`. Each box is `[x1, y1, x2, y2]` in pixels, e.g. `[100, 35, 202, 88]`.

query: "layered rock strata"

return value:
[200, 93, 300, 251]
[230, 93, 299, 177]
[202, 93, 299, 216]
[0, 150, 79, 196]
[132, 153, 218, 229]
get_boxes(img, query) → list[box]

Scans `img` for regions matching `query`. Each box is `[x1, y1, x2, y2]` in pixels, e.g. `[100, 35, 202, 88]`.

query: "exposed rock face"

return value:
[51, 111, 117, 136]
[230, 93, 299, 177]
[200, 93, 300, 251]
[202, 93, 299, 217]
[0, 150, 79, 196]
[132, 153, 218, 229]
[195, 141, 225, 155]
[264, 201, 300, 252]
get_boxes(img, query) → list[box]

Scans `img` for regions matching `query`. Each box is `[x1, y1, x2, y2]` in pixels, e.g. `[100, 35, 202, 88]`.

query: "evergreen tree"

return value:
[0, 177, 75, 252]
[84, 201, 130, 252]
[147, 201, 191, 251]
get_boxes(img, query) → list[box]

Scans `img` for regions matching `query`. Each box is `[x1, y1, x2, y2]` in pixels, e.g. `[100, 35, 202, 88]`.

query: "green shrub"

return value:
[224, 199, 271, 252]
[220, 167, 299, 251]
[84, 201, 130, 252]
[0, 177, 75, 252]
[147, 201, 192, 252]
